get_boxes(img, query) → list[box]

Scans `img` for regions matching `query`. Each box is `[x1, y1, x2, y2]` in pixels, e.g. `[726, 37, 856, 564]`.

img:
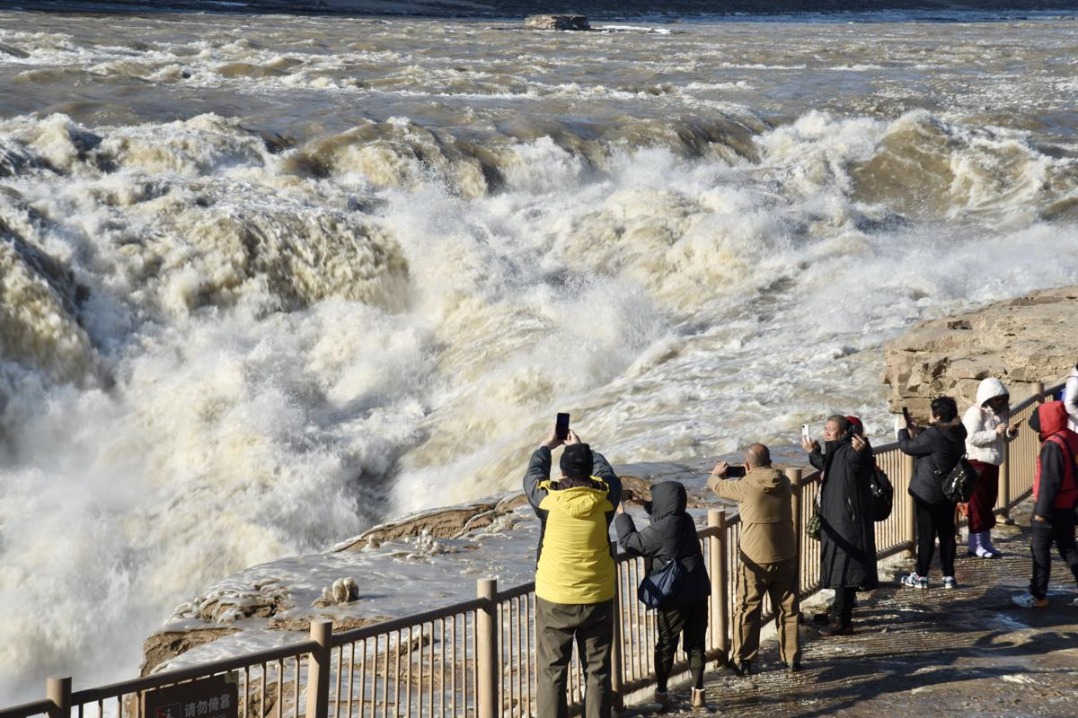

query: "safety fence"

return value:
[0, 382, 1060, 718]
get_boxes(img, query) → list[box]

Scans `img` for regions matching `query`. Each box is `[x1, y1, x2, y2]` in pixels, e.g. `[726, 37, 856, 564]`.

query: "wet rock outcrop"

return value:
[141, 627, 239, 676]
[524, 15, 591, 31]
[882, 285, 1078, 420]
[140, 472, 663, 672]
[333, 474, 656, 552]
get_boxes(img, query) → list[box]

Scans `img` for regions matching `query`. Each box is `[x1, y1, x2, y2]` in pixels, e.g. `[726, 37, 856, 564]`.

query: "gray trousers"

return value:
[535, 596, 613, 718]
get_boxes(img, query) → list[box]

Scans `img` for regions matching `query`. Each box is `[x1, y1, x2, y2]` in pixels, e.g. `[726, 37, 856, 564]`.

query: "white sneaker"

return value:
[1072, 597, 1078, 607]
[1011, 592, 1048, 608]
[943, 576, 957, 589]
[901, 572, 929, 589]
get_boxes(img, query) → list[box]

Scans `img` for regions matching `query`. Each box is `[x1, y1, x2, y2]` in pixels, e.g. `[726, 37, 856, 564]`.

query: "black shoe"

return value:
[818, 621, 853, 637]
[781, 661, 803, 673]
[811, 611, 831, 626]
[734, 659, 752, 676]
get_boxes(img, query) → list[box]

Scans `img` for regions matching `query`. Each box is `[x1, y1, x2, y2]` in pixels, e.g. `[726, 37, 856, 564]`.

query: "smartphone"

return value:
[555, 412, 570, 441]
[902, 407, 912, 426]
[726, 465, 746, 478]
[801, 424, 810, 442]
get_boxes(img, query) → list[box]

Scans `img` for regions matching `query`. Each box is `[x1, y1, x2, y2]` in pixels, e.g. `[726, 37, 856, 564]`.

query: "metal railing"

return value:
[1, 382, 1061, 718]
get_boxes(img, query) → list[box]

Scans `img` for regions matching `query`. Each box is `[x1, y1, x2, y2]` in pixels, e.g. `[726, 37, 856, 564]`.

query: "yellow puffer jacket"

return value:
[535, 478, 616, 604]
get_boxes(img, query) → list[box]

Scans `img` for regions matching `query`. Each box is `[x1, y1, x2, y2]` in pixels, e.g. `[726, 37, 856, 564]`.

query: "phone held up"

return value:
[902, 406, 912, 426]
[801, 424, 810, 442]
[555, 412, 570, 441]
[725, 465, 747, 478]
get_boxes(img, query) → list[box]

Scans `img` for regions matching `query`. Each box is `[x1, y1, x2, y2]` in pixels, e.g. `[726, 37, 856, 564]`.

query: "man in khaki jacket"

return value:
[708, 443, 800, 675]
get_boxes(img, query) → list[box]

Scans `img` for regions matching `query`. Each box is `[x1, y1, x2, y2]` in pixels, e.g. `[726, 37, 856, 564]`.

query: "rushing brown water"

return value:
[1, 7, 1076, 700]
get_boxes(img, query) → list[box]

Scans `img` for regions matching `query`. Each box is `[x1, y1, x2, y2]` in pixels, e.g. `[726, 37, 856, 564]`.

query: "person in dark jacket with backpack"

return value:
[802, 415, 878, 636]
[615, 481, 711, 711]
[898, 396, 968, 590]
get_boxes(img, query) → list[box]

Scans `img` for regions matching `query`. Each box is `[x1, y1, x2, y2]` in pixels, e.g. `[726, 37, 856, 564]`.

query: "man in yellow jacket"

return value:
[709, 443, 800, 675]
[524, 428, 623, 718]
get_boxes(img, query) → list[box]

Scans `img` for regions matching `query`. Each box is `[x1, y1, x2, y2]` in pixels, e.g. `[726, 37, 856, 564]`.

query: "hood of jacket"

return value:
[747, 466, 787, 495]
[540, 477, 611, 518]
[646, 481, 686, 520]
[1035, 400, 1070, 440]
[935, 417, 968, 443]
[976, 377, 1010, 408]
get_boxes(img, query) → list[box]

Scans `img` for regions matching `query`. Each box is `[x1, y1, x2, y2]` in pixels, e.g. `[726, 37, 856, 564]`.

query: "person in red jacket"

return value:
[1012, 400, 1078, 608]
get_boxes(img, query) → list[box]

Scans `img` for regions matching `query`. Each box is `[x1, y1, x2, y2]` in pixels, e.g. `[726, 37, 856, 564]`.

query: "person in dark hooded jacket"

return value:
[802, 415, 877, 636]
[898, 396, 968, 590]
[615, 481, 711, 711]
[1012, 399, 1078, 608]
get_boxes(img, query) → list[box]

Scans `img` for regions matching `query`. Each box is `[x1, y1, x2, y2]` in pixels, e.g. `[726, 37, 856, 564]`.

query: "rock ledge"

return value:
[882, 285, 1077, 419]
[524, 15, 591, 31]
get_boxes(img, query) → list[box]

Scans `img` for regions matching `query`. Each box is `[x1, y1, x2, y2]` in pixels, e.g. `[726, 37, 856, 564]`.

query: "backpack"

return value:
[869, 465, 894, 521]
[939, 456, 979, 503]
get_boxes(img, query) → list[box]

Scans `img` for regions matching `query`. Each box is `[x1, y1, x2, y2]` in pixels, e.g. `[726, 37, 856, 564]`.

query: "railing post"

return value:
[46, 677, 71, 718]
[786, 468, 803, 612]
[708, 508, 729, 668]
[902, 453, 916, 558]
[1003, 380, 1049, 522]
[306, 620, 332, 718]
[999, 429, 1013, 524]
[609, 570, 624, 710]
[476, 578, 498, 718]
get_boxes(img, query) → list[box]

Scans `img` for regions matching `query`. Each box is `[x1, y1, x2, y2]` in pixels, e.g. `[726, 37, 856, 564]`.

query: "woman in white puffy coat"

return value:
[1064, 362, 1078, 433]
[962, 377, 1020, 558]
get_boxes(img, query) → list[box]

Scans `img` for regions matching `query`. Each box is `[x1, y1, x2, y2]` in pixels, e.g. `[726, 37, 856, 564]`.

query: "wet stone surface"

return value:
[628, 498, 1078, 717]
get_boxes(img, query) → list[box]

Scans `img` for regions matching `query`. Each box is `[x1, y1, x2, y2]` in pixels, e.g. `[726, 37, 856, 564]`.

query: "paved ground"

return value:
[628, 498, 1078, 717]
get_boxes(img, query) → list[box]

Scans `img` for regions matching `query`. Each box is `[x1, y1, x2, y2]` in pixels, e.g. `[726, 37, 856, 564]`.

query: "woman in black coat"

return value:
[805, 415, 878, 635]
[615, 481, 710, 709]
[898, 396, 968, 589]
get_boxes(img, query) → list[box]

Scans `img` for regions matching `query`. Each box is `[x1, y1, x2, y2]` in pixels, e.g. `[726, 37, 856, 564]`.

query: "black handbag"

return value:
[939, 456, 979, 503]
[637, 557, 685, 609]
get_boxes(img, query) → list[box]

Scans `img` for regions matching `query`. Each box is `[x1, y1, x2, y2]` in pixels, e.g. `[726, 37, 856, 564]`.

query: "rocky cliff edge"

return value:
[883, 285, 1077, 420]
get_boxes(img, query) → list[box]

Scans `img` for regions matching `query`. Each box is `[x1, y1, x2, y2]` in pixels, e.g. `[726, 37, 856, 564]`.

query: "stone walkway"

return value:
[627, 499, 1078, 718]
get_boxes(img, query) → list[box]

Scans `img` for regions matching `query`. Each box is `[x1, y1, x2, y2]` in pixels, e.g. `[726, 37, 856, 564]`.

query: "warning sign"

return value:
[142, 673, 238, 718]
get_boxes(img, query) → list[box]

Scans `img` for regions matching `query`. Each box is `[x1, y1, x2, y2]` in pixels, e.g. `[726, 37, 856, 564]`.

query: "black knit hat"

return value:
[560, 443, 594, 479]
